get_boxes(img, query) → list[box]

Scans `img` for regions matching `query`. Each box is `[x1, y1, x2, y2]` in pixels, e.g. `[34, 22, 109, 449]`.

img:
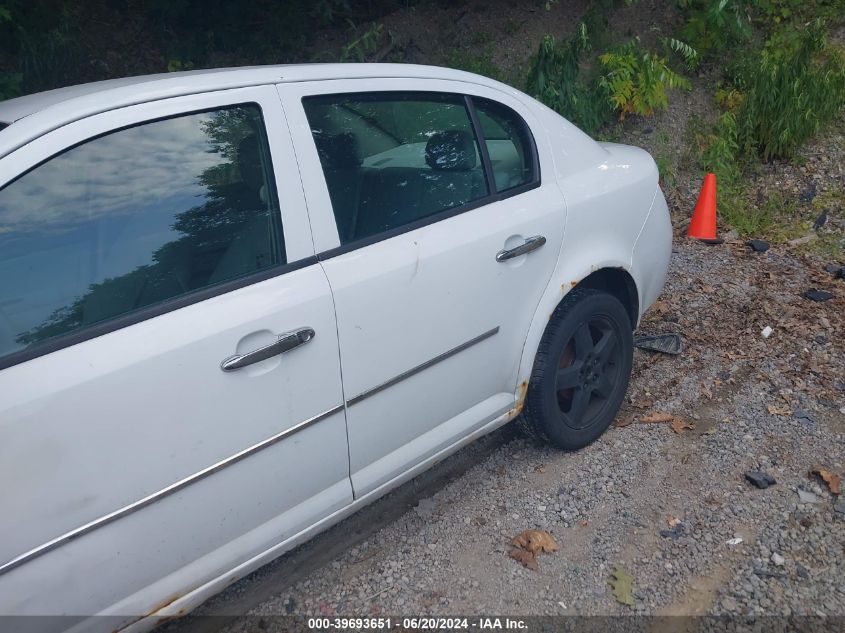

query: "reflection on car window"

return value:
[473, 97, 536, 193]
[303, 92, 489, 244]
[0, 104, 285, 360]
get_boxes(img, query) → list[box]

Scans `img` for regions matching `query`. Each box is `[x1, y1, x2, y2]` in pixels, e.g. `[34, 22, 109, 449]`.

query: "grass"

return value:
[655, 155, 677, 187]
[719, 186, 843, 258]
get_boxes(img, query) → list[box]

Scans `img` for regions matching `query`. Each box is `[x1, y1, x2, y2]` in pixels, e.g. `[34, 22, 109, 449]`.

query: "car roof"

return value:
[0, 64, 518, 159]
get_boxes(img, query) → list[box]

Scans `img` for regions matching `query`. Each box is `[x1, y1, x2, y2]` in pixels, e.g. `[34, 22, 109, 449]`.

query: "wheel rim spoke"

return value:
[567, 387, 590, 422]
[573, 322, 593, 360]
[593, 330, 617, 365]
[556, 362, 582, 390]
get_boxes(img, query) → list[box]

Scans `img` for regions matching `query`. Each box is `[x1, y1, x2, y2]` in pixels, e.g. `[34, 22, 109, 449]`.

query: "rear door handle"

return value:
[221, 328, 315, 372]
[496, 235, 547, 262]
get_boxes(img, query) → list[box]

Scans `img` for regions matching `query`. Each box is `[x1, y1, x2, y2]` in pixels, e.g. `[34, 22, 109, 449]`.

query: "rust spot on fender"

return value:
[514, 380, 529, 414]
[571, 280, 579, 288]
[114, 592, 187, 632]
[148, 593, 183, 615]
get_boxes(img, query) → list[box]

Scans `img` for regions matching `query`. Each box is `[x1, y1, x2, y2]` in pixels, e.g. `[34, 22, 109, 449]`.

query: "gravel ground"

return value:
[194, 233, 844, 630]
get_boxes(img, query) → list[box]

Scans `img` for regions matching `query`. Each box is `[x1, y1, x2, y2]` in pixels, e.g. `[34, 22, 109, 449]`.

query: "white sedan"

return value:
[0, 64, 671, 631]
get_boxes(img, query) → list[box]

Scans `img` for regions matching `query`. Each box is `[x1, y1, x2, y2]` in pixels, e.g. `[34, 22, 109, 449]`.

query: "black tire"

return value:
[522, 288, 633, 450]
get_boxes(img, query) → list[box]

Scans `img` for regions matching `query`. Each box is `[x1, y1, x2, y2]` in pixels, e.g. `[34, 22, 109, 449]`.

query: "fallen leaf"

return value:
[667, 516, 681, 527]
[509, 549, 538, 571]
[609, 565, 635, 606]
[511, 529, 558, 554]
[651, 301, 669, 315]
[641, 412, 674, 424]
[767, 404, 791, 416]
[534, 464, 547, 474]
[810, 468, 841, 495]
[670, 417, 695, 434]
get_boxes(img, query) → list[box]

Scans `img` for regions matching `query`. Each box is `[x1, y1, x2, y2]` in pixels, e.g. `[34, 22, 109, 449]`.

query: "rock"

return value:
[746, 239, 770, 253]
[796, 564, 810, 578]
[800, 181, 817, 204]
[812, 209, 828, 230]
[416, 498, 437, 518]
[771, 553, 785, 566]
[803, 289, 834, 302]
[745, 471, 776, 489]
[722, 596, 739, 612]
[834, 498, 845, 517]
[797, 489, 821, 504]
[659, 523, 686, 539]
[823, 263, 845, 278]
[793, 409, 817, 424]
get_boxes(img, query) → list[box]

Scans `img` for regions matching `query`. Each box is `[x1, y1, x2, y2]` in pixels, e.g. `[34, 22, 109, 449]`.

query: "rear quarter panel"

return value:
[513, 101, 662, 406]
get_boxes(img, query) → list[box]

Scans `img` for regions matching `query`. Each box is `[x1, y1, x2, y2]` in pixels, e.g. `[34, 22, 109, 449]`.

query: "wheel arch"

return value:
[514, 264, 641, 414]
[575, 268, 639, 329]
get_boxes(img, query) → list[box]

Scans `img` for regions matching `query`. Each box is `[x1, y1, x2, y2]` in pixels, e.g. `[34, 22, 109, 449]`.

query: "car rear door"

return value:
[0, 86, 351, 625]
[280, 78, 565, 497]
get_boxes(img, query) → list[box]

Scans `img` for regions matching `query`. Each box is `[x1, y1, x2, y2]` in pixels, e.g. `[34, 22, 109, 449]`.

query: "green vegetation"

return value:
[0, 0, 842, 252]
[525, 0, 696, 132]
[676, 0, 751, 61]
[445, 50, 505, 83]
[671, 0, 844, 246]
[735, 21, 845, 161]
[598, 38, 692, 119]
[524, 0, 621, 133]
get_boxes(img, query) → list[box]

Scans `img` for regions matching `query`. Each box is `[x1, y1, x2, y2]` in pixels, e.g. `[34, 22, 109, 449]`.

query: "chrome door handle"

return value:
[221, 328, 315, 372]
[496, 235, 547, 262]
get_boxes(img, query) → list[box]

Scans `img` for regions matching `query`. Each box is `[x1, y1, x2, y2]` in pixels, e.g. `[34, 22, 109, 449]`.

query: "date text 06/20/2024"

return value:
[307, 617, 528, 630]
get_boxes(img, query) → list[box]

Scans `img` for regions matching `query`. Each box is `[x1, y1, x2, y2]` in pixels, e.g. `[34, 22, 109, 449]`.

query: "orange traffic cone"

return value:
[688, 173, 720, 243]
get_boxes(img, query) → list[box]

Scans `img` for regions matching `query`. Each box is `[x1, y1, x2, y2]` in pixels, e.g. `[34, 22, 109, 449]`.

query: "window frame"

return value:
[302, 91, 541, 261]
[0, 99, 314, 372]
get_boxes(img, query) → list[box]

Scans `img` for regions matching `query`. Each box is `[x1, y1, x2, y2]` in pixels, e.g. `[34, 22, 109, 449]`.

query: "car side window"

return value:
[303, 92, 490, 244]
[473, 97, 537, 193]
[0, 104, 285, 362]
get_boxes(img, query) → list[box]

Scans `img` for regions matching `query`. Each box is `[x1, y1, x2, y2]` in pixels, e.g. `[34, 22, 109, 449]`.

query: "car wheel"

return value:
[523, 288, 633, 450]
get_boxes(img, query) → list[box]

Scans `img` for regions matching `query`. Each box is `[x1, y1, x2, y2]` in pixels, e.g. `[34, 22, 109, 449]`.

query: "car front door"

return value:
[0, 86, 350, 625]
[281, 79, 565, 497]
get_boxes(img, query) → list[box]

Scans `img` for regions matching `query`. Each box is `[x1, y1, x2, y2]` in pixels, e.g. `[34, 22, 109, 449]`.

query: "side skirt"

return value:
[112, 403, 519, 633]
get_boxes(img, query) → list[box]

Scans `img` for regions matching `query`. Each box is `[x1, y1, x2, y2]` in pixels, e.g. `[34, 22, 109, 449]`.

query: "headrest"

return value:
[314, 132, 362, 168]
[237, 135, 264, 191]
[425, 130, 477, 171]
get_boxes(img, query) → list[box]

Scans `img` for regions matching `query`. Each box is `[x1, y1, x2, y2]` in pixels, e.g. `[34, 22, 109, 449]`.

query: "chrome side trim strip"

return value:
[347, 326, 500, 407]
[0, 404, 344, 577]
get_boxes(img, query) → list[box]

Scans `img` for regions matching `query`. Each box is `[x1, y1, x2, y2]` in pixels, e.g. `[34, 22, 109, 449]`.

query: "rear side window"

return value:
[0, 104, 285, 363]
[303, 92, 490, 244]
[474, 97, 537, 193]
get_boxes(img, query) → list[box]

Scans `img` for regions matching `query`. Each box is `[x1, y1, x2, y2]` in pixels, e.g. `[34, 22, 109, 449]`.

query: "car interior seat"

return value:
[354, 130, 486, 240]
